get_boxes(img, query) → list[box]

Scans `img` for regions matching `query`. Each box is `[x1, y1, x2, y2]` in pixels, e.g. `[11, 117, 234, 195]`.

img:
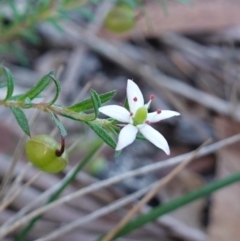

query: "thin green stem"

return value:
[1, 0, 89, 43]
[100, 171, 240, 240]
[15, 139, 103, 241]
[0, 99, 110, 126]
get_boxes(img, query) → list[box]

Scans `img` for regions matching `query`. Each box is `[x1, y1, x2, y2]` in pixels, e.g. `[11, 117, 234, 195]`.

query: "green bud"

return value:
[133, 107, 148, 126]
[104, 4, 135, 33]
[87, 157, 107, 175]
[25, 135, 68, 173]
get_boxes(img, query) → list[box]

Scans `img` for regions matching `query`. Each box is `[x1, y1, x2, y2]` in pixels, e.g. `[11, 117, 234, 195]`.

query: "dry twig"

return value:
[101, 140, 211, 241]
[1, 133, 240, 237]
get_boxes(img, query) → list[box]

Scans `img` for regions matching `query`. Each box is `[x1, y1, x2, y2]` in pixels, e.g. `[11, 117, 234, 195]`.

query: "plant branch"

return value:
[0, 0, 89, 44]
[0, 99, 110, 126]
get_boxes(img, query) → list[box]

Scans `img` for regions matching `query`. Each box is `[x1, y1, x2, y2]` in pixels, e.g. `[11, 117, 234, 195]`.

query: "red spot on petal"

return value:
[157, 109, 162, 114]
[130, 112, 133, 116]
[150, 95, 155, 100]
[145, 120, 150, 124]
[133, 97, 137, 102]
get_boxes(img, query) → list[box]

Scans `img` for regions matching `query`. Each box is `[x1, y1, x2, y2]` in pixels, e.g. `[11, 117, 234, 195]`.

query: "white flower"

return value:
[99, 79, 180, 154]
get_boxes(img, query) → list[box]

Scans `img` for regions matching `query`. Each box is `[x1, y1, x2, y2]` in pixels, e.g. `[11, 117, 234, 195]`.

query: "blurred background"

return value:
[1, 0, 240, 240]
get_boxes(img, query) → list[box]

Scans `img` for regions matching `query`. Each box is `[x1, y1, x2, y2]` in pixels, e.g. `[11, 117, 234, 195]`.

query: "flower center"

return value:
[133, 106, 148, 126]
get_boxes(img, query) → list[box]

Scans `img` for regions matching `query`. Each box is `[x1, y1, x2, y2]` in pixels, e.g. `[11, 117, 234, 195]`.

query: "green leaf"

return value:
[12, 44, 29, 66]
[47, 18, 64, 32]
[88, 122, 116, 149]
[38, 0, 51, 10]
[17, 71, 54, 101]
[48, 110, 67, 137]
[103, 171, 240, 240]
[67, 90, 116, 112]
[136, 133, 146, 140]
[0, 82, 7, 88]
[9, 94, 25, 101]
[10, 106, 31, 136]
[8, 0, 21, 20]
[47, 74, 61, 106]
[114, 150, 122, 158]
[107, 125, 119, 137]
[90, 89, 101, 120]
[74, 7, 94, 21]
[0, 66, 14, 100]
[0, 44, 11, 55]
[20, 29, 41, 45]
[124, 98, 130, 111]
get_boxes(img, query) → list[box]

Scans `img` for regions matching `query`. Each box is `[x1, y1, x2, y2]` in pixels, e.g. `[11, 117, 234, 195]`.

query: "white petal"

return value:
[116, 124, 138, 150]
[147, 110, 180, 123]
[139, 125, 170, 155]
[99, 105, 130, 122]
[127, 79, 144, 113]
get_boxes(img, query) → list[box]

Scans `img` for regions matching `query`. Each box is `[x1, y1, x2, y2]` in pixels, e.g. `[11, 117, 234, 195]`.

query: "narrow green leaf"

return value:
[106, 126, 122, 157]
[114, 150, 122, 158]
[48, 110, 67, 137]
[105, 171, 240, 241]
[67, 90, 116, 112]
[0, 82, 7, 88]
[17, 71, 54, 101]
[10, 94, 25, 101]
[124, 98, 130, 111]
[12, 44, 29, 66]
[136, 133, 146, 140]
[38, 0, 51, 10]
[20, 29, 41, 45]
[47, 18, 64, 32]
[11, 93, 43, 101]
[4, 68, 14, 100]
[0, 66, 14, 100]
[47, 75, 61, 106]
[0, 44, 11, 55]
[88, 122, 116, 149]
[8, 0, 21, 20]
[90, 89, 101, 120]
[107, 125, 119, 137]
[74, 7, 94, 21]
[10, 107, 31, 136]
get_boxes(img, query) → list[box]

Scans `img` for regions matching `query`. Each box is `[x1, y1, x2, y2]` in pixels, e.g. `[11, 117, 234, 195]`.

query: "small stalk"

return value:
[55, 135, 65, 157]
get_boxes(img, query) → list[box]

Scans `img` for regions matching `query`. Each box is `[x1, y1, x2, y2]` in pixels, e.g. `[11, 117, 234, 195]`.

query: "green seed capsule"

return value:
[25, 135, 68, 173]
[104, 4, 135, 33]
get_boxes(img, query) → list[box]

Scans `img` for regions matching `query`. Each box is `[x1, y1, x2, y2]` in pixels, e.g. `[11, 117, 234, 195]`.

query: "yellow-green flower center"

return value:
[133, 107, 148, 125]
